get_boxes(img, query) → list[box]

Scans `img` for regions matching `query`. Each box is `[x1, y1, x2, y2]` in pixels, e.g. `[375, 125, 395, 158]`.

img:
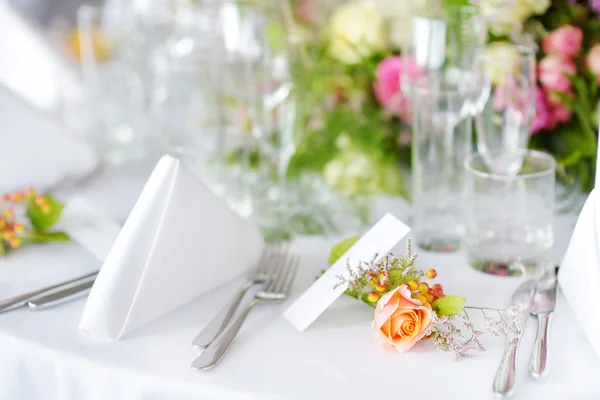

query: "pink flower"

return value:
[532, 87, 556, 134]
[538, 55, 577, 93]
[373, 55, 423, 121]
[373, 284, 433, 354]
[553, 101, 572, 124]
[295, 0, 313, 24]
[542, 25, 583, 58]
[586, 44, 600, 84]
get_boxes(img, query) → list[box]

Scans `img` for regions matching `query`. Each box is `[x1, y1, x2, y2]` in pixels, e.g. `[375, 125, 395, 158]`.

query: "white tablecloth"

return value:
[1, 161, 600, 400]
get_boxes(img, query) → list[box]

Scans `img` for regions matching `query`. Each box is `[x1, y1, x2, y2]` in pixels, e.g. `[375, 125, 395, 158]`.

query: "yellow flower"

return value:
[327, 1, 387, 64]
[483, 41, 522, 86]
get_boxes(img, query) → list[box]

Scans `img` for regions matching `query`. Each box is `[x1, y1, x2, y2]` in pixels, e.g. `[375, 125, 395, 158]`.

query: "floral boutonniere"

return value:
[0, 189, 69, 255]
[329, 238, 526, 359]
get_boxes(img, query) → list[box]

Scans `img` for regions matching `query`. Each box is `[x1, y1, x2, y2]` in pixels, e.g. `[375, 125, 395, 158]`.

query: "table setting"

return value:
[1, 0, 600, 399]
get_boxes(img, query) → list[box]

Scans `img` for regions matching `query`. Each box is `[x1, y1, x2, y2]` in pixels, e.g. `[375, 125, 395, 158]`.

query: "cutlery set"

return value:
[0, 253, 557, 379]
[0, 243, 299, 370]
[493, 268, 558, 398]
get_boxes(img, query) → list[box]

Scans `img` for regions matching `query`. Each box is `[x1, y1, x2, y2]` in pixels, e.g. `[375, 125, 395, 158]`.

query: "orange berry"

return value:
[367, 291, 380, 303]
[378, 271, 390, 283]
[425, 293, 434, 303]
[9, 192, 23, 202]
[3, 208, 14, 219]
[428, 288, 435, 296]
[13, 223, 24, 233]
[1, 194, 10, 202]
[0, 218, 5, 230]
[8, 236, 21, 248]
[433, 284, 443, 291]
[415, 294, 427, 305]
[34, 195, 47, 207]
[375, 282, 387, 293]
[433, 288, 444, 299]
[3, 231, 15, 240]
[25, 187, 36, 198]
[426, 269, 437, 279]
[40, 205, 52, 214]
[407, 280, 419, 291]
[419, 282, 429, 293]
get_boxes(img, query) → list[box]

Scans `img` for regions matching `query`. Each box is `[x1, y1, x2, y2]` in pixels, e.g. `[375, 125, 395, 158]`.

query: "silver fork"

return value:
[191, 243, 284, 349]
[191, 253, 299, 370]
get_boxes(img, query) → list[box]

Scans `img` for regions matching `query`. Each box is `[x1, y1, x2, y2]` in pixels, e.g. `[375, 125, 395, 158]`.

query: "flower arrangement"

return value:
[283, 0, 600, 202]
[0, 189, 69, 255]
[477, 0, 600, 190]
[329, 238, 527, 358]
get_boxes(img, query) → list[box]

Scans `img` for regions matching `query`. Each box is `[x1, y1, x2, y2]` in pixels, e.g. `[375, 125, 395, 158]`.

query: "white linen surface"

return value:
[0, 85, 97, 192]
[0, 165, 598, 400]
[79, 155, 265, 341]
[0, 227, 599, 400]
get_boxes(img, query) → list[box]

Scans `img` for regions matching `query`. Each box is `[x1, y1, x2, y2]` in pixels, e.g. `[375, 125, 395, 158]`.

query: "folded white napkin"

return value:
[0, 85, 98, 193]
[0, 2, 80, 111]
[559, 189, 600, 360]
[79, 154, 265, 340]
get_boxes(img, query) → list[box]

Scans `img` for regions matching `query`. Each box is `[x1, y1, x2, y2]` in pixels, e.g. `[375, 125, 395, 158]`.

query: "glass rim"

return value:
[464, 149, 556, 181]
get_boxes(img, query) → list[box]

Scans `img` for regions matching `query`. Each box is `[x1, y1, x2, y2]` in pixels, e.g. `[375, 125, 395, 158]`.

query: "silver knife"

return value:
[28, 279, 95, 310]
[0, 270, 98, 313]
[493, 279, 537, 398]
[529, 270, 558, 380]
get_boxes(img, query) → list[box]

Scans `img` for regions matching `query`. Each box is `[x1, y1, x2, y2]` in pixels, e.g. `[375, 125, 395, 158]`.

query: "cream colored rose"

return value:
[483, 41, 522, 86]
[479, 0, 532, 36]
[327, 1, 387, 64]
[375, 0, 428, 53]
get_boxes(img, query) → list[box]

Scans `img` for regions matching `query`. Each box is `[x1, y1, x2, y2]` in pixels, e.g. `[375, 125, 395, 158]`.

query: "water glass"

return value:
[472, 45, 536, 176]
[77, 5, 155, 165]
[463, 150, 555, 277]
[411, 86, 472, 252]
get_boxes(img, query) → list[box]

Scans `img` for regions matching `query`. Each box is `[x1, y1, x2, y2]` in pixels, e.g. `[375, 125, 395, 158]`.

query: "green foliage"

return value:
[26, 195, 64, 232]
[432, 295, 467, 316]
[329, 236, 360, 265]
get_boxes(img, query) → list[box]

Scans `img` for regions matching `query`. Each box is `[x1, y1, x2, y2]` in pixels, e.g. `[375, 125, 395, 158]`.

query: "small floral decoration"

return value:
[0, 188, 69, 255]
[328, 238, 528, 359]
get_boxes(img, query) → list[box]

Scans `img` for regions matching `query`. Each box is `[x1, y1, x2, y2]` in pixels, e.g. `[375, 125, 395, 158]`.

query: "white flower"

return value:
[374, 0, 428, 53]
[327, 0, 387, 64]
[478, 0, 548, 36]
[483, 41, 521, 86]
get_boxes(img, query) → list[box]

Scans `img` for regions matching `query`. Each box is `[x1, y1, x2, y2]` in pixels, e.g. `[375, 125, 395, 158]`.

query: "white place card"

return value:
[284, 213, 411, 332]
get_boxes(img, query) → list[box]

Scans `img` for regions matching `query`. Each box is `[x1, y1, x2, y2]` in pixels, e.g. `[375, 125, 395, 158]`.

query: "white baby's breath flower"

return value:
[327, 0, 387, 64]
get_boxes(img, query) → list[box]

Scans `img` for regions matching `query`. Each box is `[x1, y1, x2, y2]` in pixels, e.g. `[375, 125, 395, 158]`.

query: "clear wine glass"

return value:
[473, 45, 536, 176]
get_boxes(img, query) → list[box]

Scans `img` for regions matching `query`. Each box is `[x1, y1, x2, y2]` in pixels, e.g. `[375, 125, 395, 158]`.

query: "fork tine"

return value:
[281, 256, 299, 295]
[254, 245, 271, 273]
[263, 252, 283, 292]
[272, 254, 294, 294]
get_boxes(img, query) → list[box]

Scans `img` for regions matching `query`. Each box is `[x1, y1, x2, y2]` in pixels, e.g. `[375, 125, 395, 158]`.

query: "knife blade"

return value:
[529, 269, 558, 380]
[28, 279, 95, 310]
[0, 270, 98, 313]
[493, 279, 537, 398]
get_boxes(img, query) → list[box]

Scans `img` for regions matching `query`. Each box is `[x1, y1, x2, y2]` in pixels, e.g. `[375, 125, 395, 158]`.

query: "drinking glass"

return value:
[411, 85, 472, 251]
[472, 45, 536, 176]
[77, 5, 155, 165]
[463, 150, 555, 277]
[402, 6, 484, 251]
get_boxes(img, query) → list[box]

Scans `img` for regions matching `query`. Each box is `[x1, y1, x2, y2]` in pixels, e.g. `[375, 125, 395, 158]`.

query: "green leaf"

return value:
[26, 195, 65, 232]
[431, 295, 466, 316]
[329, 236, 360, 266]
[21, 231, 70, 243]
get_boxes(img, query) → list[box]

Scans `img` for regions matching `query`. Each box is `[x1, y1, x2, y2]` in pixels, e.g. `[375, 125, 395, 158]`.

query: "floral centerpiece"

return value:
[283, 0, 600, 205]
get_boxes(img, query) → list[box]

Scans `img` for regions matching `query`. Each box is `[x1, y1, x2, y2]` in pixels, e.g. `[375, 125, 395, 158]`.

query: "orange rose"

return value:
[373, 284, 433, 354]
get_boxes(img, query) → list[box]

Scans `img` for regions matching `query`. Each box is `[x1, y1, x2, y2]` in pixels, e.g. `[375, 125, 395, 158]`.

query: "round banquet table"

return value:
[1, 160, 600, 400]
